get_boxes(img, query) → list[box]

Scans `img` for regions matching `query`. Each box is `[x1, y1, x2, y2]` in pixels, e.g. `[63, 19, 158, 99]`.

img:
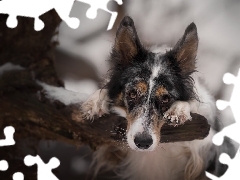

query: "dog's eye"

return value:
[161, 94, 170, 104]
[129, 90, 137, 99]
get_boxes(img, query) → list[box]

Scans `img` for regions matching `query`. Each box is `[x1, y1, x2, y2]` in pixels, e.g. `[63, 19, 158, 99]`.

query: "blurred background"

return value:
[38, 0, 240, 179]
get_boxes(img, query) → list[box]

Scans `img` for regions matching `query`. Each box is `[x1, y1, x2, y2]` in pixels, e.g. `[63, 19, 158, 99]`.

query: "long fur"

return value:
[92, 78, 221, 180]
[82, 16, 235, 180]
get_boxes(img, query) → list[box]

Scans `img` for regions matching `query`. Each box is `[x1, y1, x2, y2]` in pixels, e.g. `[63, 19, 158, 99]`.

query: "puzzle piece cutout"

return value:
[0, 160, 8, 171]
[206, 69, 240, 179]
[12, 172, 24, 180]
[206, 148, 240, 180]
[0, 0, 122, 31]
[0, 126, 15, 146]
[61, 1, 114, 42]
[79, 0, 123, 30]
[213, 69, 240, 145]
[0, 159, 24, 180]
[0, 126, 24, 180]
[0, 0, 79, 31]
[24, 155, 60, 180]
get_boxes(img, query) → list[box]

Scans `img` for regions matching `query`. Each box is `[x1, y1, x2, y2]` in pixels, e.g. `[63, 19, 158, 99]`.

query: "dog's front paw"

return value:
[163, 101, 192, 126]
[81, 89, 111, 120]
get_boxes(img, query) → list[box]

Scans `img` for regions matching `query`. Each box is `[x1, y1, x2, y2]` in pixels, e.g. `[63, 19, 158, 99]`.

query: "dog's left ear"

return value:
[173, 23, 198, 75]
[112, 16, 143, 68]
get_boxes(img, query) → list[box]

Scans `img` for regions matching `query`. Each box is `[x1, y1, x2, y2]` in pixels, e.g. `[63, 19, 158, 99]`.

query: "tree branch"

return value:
[0, 67, 210, 151]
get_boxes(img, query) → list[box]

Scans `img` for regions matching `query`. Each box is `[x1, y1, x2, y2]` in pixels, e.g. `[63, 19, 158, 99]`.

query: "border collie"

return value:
[82, 16, 233, 180]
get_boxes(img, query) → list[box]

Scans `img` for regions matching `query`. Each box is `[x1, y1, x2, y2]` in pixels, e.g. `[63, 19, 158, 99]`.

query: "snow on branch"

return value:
[38, 81, 88, 105]
[0, 63, 24, 76]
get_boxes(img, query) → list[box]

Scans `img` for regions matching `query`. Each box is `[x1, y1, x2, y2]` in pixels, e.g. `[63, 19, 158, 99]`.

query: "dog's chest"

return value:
[121, 143, 189, 180]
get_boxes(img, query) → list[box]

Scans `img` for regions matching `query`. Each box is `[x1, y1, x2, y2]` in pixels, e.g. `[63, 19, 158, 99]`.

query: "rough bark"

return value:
[0, 10, 62, 180]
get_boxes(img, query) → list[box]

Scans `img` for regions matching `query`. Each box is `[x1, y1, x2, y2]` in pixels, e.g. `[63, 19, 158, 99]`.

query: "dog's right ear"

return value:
[112, 16, 143, 68]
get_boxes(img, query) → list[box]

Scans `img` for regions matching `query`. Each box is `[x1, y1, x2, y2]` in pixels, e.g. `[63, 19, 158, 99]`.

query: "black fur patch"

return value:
[107, 16, 198, 118]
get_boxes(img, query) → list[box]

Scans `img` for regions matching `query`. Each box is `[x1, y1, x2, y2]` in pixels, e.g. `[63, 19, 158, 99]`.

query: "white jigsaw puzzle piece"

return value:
[212, 123, 240, 146]
[0, 0, 80, 31]
[206, 148, 240, 180]
[0, 160, 8, 171]
[0, 126, 15, 146]
[0, 159, 24, 180]
[213, 69, 240, 145]
[12, 172, 24, 180]
[206, 68, 240, 179]
[24, 155, 60, 180]
[216, 69, 240, 121]
[0, 0, 122, 31]
[76, 0, 123, 30]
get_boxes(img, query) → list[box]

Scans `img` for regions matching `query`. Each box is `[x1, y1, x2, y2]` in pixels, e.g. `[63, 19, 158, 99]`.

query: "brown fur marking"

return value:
[126, 114, 135, 132]
[115, 29, 138, 61]
[155, 86, 168, 97]
[136, 82, 148, 94]
[176, 31, 198, 75]
[115, 92, 124, 106]
[151, 113, 165, 143]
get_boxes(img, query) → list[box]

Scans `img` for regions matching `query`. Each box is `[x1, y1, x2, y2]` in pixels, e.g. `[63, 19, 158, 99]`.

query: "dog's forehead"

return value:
[125, 53, 169, 90]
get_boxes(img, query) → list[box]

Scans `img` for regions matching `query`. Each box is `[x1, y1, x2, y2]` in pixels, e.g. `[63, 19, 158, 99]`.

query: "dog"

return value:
[82, 16, 234, 180]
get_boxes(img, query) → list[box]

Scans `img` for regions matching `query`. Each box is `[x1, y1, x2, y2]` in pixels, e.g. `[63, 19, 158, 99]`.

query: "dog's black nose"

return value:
[134, 133, 153, 149]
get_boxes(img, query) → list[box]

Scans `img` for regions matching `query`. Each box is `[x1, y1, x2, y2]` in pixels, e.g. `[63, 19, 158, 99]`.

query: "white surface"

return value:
[13, 172, 24, 180]
[0, 160, 8, 171]
[77, 0, 122, 30]
[0, 126, 15, 147]
[214, 70, 240, 145]
[206, 70, 240, 179]
[24, 155, 60, 180]
[0, 0, 79, 30]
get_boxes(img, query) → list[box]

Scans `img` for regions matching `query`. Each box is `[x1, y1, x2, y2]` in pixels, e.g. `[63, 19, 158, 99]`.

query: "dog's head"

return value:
[107, 16, 198, 151]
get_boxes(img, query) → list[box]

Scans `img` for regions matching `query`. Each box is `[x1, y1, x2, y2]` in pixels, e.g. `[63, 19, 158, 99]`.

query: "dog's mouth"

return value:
[112, 107, 162, 151]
